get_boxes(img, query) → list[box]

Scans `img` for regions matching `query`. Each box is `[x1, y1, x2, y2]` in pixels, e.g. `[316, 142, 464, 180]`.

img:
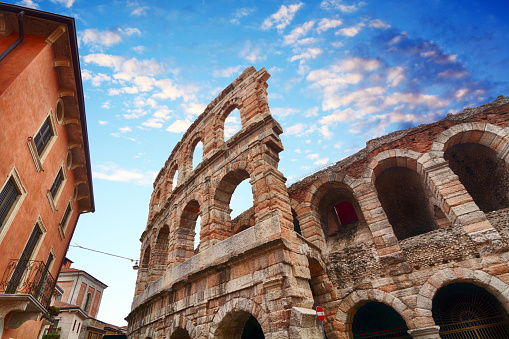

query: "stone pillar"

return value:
[289, 307, 324, 339]
[420, 154, 507, 255]
[408, 326, 441, 339]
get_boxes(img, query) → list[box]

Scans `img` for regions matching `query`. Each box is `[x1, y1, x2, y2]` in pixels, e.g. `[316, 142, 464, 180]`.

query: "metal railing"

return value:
[0, 259, 56, 309]
[354, 327, 412, 339]
[440, 316, 509, 339]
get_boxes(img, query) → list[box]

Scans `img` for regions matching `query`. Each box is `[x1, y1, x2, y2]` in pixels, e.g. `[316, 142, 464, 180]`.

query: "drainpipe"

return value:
[0, 11, 25, 63]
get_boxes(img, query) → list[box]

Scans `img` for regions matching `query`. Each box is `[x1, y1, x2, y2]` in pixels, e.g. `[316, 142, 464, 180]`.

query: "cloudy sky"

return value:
[7, 0, 509, 326]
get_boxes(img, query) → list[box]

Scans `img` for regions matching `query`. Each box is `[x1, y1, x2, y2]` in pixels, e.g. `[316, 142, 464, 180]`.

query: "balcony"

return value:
[0, 259, 56, 329]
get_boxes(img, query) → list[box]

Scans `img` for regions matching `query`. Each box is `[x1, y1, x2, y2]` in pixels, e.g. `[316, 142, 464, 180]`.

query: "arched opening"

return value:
[170, 165, 179, 192]
[225, 108, 242, 140]
[194, 216, 201, 253]
[152, 225, 169, 278]
[445, 143, 509, 212]
[214, 169, 253, 236]
[170, 327, 191, 339]
[352, 302, 411, 338]
[192, 140, 203, 170]
[215, 311, 264, 339]
[375, 167, 438, 240]
[308, 257, 327, 309]
[315, 182, 362, 239]
[292, 209, 302, 235]
[432, 282, 509, 337]
[141, 245, 151, 269]
[179, 200, 200, 261]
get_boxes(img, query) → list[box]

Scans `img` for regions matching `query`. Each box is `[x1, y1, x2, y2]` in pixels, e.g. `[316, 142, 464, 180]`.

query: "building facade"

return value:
[127, 66, 509, 338]
[0, 4, 94, 339]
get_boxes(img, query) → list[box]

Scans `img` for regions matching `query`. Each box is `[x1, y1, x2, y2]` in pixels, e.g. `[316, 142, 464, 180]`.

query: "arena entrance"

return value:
[432, 283, 509, 338]
[352, 302, 411, 338]
[215, 311, 264, 339]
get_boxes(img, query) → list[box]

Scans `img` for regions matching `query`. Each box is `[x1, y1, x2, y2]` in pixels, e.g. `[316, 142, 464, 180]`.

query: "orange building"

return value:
[0, 3, 94, 339]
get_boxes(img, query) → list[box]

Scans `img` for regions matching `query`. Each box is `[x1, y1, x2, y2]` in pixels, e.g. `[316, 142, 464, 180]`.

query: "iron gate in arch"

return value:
[432, 283, 509, 339]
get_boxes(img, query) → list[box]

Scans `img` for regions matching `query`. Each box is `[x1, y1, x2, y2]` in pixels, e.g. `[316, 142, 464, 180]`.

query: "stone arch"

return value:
[201, 162, 257, 249]
[299, 173, 361, 248]
[174, 199, 201, 262]
[432, 123, 509, 214]
[187, 131, 205, 172]
[365, 149, 447, 240]
[151, 225, 170, 280]
[168, 314, 197, 339]
[209, 297, 268, 338]
[430, 122, 509, 158]
[216, 97, 244, 141]
[335, 289, 415, 336]
[167, 161, 179, 194]
[416, 268, 509, 318]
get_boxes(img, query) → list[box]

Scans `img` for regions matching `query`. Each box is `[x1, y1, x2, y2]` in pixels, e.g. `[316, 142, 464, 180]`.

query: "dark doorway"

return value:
[352, 302, 411, 338]
[433, 283, 509, 338]
[445, 143, 509, 213]
[170, 327, 191, 339]
[241, 315, 264, 339]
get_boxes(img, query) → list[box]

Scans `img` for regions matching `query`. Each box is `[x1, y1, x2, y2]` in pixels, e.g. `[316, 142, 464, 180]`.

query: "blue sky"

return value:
[7, 0, 509, 326]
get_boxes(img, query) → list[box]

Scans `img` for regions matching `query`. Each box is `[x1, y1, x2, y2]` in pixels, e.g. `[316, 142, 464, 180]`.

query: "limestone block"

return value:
[289, 307, 323, 339]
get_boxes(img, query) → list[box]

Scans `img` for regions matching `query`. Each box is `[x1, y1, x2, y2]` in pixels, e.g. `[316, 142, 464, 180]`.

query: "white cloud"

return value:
[239, 41, 266, 63]
[333, 57, 381, 72]
[212, 66, 243, 78]
[166, 120, 191, 133]
[438, 70, 468, 79]
[290, 48, 322, 62]
[304, 107, 319, 117]
[320, 0, 364, 12]
[132, 45, 146, 53]
[16, 0, 39, 8]
[98, 120, 108, 125]
[387, 66, 405, 87]
[80, 29, 123, 49]
[384, 92, 450, 109]
[455, 88, 469, 100]
[294, 149, 301, 153]
[119, 126, 132, 133]
[283, 20, 315, 46]
[131, 6, 149, 15]
[230, 7, 255, 24]
[271, 107, 299, 119]
[317, 18, 343, 33]
[319, 108, 357, 125]
[93, 163, 157, 186]
[286, 123, 305, 135]
[261, 3, 303, 31]
[152, 79, 183, 100]
[50, 0, 74, 7]
[101, 101, 111, 110]
[123, 28, 141, 36]
[315, 157, 329, 165]
[307, 153, 319, 160]
[83, 54, 166, 81]
[369, 19, 390, 29]
[319, 125, 333, 139]
[182, 102, 206, 115]
[336, 23, 365, 37]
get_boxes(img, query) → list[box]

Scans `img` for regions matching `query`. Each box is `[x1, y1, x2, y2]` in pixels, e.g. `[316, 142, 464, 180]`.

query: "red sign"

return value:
[316, 306, 325, 321]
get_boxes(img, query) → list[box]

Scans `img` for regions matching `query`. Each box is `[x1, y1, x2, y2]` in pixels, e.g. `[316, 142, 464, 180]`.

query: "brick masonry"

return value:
[126, 67, 509, 339]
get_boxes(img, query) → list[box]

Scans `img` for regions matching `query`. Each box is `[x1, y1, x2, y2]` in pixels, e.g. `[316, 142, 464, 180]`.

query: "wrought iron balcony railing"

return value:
[0, 259, 56, 309]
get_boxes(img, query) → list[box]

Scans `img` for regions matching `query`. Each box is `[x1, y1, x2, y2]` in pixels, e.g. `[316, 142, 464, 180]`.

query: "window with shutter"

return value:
[28, 111, 58, 172]
[0, 168, 27, 243]
[0, 178, 19, 227]
[50, 169, 64, 199]
[34, 117, 53, 156]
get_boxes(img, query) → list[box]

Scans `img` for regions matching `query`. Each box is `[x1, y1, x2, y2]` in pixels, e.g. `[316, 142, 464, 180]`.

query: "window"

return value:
[28, 110, 58, 171]
[5, 220, 45, 293]
[47, 164, 67, 212]
[58, 201, 73, 239]
[0, 179, 19, 227]
[0, 168, 27, 244]
[84, 292, 91, 312]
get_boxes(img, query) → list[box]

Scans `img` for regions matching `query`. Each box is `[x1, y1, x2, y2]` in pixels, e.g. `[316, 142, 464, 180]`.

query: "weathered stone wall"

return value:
[127, 75, 509, 339]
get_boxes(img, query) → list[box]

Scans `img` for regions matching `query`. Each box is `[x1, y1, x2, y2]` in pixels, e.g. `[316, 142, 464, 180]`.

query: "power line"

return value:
[70, 243, 137, 262]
